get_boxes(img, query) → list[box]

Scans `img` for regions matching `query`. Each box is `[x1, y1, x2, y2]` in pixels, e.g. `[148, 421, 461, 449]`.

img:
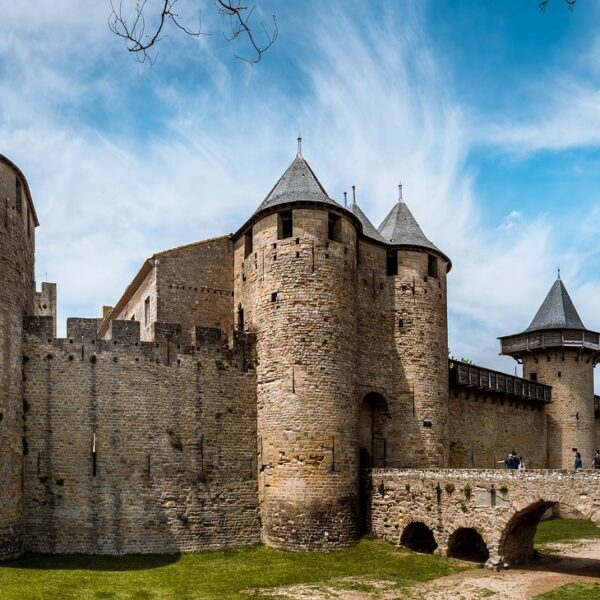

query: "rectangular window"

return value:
[144, 296, 150, 327]
[278, 211, 293, 239]
[328, 213, 341, 242]
[15, 180, 22, 214]
[386, 251, 398, 276]
[427, 254, 438, 279]
[244, 230, 253, 258]
[529, 373, 537, 382]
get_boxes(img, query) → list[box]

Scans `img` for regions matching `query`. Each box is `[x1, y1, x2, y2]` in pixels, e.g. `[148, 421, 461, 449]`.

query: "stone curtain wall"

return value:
[369, 469, 600, 568]
[448, 389, 547, 469]
[157, 237, 234, 345]
[523, 351, 595, 469]
[0, 160, 36, 559]
[234, 208, 360, 550]
[22, 324, 259, 554]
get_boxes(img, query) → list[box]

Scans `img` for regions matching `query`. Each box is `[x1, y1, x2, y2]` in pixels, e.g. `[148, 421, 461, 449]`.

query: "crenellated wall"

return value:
[22, 318, 259, 554]
[0, 157, 36, 560]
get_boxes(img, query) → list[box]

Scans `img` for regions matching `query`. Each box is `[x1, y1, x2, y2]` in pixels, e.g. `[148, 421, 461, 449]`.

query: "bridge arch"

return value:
[499, 496, 600, 565]
[400, 521, 438, 554]
[447, 526, 490, 563]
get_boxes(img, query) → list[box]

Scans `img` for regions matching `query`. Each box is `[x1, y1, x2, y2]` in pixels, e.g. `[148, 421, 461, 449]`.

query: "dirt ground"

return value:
[254, 539, 600, 599]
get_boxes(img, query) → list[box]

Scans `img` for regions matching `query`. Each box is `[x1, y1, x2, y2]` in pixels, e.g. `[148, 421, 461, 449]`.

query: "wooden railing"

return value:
[449, 360, 551, 403]
[500, 329, 600, 356]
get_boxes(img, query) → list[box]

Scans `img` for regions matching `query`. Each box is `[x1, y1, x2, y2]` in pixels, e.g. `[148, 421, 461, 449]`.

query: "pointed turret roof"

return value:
[254, 154, 339, 214]
[349, 200, 386, 243]
[525, 277, 586, 332]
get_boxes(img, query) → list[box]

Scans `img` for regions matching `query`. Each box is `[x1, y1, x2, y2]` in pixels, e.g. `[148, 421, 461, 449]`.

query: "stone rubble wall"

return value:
[369, 468, 600, 567]
[22, 319, 259, 554]
[448, 388, 547, 469]
[0, 159, 36, 560]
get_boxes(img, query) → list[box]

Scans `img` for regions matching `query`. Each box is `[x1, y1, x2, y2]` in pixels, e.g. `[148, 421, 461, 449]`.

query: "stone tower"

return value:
[377, 187, 451, 467]
[500, 276, 599, 469]
[0, 155, 37, 559]
[233, 148, 360, 550]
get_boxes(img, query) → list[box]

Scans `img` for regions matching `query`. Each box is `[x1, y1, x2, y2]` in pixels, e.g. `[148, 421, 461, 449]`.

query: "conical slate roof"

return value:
[525, 278, 586, 332]
[377, 196, 441, 253]
[350, 201, 386, 243]
[254, 154, 339, 214]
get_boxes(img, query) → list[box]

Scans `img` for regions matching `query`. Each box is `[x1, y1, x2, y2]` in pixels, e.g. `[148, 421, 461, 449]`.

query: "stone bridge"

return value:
[368, 469, 600, 569]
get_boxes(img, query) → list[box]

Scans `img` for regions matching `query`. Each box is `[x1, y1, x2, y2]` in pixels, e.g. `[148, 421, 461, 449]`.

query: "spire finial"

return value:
[557, 267, 561, 280]
[398, 182, 403, 203]
[352, 185, 356, 205]
[297, 134, 302, 156]
[343, 191, 347, 207]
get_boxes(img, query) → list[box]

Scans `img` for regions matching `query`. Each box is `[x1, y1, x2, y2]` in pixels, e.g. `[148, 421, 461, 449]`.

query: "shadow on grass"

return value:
[3, 552, 181, 571]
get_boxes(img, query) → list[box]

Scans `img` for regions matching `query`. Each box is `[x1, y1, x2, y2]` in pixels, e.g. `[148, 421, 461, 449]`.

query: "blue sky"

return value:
[0, 0, 598, 388]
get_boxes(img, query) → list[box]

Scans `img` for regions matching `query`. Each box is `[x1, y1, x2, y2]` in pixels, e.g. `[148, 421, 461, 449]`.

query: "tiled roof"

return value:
[254, 155, 339, 213]
[349, 201, 386, 243]
[525, 278, 586, 332]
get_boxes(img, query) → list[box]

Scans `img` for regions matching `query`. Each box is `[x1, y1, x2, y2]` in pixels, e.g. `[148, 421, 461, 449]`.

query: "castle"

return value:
[1, 145, 599, 561]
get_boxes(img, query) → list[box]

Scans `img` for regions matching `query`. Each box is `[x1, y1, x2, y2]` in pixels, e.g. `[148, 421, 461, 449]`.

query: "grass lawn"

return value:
[535, 582, 600, 599]
[535, 518, 600, 546]
[0, 537, 466, 600]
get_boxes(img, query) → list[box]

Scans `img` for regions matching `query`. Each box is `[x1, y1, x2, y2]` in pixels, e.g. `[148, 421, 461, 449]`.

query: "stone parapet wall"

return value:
[22, 331, 259, 554]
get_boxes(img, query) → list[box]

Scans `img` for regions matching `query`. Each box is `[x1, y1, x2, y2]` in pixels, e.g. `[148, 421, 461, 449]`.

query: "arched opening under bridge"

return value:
[447, 527, 489, 563]
[400, 522, 437, 554]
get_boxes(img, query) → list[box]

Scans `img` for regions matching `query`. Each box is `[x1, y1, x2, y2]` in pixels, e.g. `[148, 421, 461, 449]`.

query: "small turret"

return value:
[500, 276, 600, 468]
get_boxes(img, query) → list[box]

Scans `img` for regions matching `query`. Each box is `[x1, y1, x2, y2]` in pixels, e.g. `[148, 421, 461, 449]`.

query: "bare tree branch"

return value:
[539, 0, 577, 12]
[108, 0, 204, 65]
[215, 0, 278, 64]
[109, 0, 277, 65]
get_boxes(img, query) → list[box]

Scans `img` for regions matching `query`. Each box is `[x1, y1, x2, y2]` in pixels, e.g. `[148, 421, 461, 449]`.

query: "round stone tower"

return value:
[500, 276, 599, 469]
[0, 155, 37, 559]
[233, 148, 360, 550]
[377, 186, 451, 468]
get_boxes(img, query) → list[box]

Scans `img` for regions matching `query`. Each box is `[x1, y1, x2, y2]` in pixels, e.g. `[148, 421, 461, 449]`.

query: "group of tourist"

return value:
[574, 450, 600, 470]
[499, 452, 525, 470]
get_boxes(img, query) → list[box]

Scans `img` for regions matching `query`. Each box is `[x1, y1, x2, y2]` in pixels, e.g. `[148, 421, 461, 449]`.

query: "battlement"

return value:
[24, 317, 256, 371]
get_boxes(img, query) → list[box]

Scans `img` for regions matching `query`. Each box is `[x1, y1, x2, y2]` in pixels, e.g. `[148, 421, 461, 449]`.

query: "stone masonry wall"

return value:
[523, 351, 595, 469]
[22, 324, 259, 554]
[116, 264, 157, 342]
[234, 208, 360, 550]
[369, 468, 600, 568]
[448, 389, 547, 469]
[156, 237, 233, 345]
[0, 159, 36, 560]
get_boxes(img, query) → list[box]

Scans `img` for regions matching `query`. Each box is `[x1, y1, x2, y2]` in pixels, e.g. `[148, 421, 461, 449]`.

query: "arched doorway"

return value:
[401, 522, 438, 554]
[359, 392, 389, 468]
[447, 527, 489, 563]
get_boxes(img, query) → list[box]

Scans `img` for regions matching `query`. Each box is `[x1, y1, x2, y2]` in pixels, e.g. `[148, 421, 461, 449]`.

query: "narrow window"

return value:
[130, 314, 136, 321]
[529, 373, 537, 382]
[92, 432, 97, 477]
[15, 180, 22, 214]
[386, 251, 398, 276]
[270, 292, 278, 302]
[278, 210, 293, 239]
[144, 296, 150, 327]
[244, 230, 253, 258]
[427, 254, 438, 279]
[237, 305, 244, 331]
[328, 213, 341, 242]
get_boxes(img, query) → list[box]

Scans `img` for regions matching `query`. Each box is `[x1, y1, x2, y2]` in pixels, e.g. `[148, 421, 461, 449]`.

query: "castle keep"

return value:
[0, 146, 599, 563]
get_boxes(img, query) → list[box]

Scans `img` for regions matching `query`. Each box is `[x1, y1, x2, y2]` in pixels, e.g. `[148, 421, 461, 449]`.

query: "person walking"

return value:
[518, 456, 525, 471]
[575, 452, 583, 470]
[594, 450, 600, 470]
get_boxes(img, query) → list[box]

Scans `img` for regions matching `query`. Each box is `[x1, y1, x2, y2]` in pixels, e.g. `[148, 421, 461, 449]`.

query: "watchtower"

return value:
[232, 144, 360, 550]
[0, 154, 38, 559]
[500, 276, 599, 468]
[377, 186, 451, 467]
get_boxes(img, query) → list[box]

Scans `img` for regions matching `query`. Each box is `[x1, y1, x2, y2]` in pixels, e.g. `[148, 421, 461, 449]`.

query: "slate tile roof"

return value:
[525, 278, 586, 332]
